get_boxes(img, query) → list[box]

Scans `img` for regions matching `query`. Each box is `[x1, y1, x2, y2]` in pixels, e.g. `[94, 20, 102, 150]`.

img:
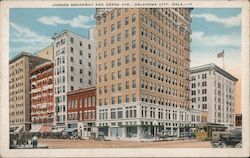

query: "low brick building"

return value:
[67, 87, 96, 138]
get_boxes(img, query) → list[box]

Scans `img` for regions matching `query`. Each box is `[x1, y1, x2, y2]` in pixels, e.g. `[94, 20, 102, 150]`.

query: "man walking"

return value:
[32, 134, 38, 148]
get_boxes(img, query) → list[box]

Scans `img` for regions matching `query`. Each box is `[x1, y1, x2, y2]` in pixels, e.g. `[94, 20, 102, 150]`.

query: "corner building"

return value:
[95, 8, 199, 140]
[52, 30, 96, 128]
[190, 64, 237, 127]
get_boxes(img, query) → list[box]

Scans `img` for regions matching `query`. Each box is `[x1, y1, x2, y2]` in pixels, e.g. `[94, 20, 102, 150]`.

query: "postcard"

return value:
[0, 0, 249, 157]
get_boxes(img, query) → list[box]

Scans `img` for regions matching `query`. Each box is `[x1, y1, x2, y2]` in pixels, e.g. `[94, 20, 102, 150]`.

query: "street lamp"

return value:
[153, 120, 157, 140]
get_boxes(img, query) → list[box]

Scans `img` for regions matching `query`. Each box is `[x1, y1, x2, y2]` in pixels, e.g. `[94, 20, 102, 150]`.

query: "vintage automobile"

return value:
[211, 129, 242, 148]
[179, 131, 196, 140]
[157, 131, 177, 141]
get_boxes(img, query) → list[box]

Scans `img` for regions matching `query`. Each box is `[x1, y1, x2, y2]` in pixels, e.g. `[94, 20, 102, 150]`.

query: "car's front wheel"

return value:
[235, 143, 242, 148]
[219, 142, 227, 148]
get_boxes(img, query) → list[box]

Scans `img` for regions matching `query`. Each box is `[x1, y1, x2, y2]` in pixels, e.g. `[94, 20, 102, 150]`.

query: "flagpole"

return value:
[223, 54, 225, 69]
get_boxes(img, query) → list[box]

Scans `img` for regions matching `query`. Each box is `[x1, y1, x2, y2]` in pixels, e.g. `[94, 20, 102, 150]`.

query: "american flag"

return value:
[217, 50, 224, 58]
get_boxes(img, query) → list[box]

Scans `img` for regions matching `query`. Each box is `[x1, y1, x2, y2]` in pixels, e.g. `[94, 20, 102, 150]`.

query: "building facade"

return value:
[52, 30, 96, 127]
[190, 64, 238, 126]
[36, 45, 54, 61]
[67, 87, 96, 138]
[9, 52, 49, 132]
[95, 8, 199, 139]
[30, 62, 54, 132]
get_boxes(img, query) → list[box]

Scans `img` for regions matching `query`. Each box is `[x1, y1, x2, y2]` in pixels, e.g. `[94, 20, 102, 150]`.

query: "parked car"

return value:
[179, 132, 196, 140]
[157, 131, 177, 141]
[211, 130, 242, 148]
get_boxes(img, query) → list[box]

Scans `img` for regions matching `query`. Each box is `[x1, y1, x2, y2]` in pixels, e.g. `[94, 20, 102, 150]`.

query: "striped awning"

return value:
[39, 125, 52, 133]
[29, 124, 42, 133]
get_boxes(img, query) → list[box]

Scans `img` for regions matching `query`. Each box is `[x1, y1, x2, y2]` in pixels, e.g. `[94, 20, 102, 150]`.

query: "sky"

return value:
[9, 8, 242, 113]
[9, 8, 241, 72]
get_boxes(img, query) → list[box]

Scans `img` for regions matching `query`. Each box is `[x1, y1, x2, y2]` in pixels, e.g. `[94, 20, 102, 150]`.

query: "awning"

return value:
[29, 124, 42, 133]
[64, 128, 77, 133]
[14, 125, 24, 133]
[51, 127, 65, 133]
[39, 125, 52, 133]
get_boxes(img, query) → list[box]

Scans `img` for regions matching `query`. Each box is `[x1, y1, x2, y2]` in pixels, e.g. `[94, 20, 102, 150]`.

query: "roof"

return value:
[190, 63, 238, 82]
[9, 52, 33, 63]
[30, 61, 53, 74]
[67, 86, 96, 95]
[51, 29, 91, 40]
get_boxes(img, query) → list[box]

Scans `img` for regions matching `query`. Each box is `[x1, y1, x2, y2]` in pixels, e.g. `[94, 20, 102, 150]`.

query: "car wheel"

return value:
[235, 143, 242, 148]
[212, 142, 219, 148]
[219, 142, 226, 148]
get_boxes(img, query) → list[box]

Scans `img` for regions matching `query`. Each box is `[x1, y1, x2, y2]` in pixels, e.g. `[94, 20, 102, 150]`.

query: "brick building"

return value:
[95, 8, 200, 139]
[67, 87, 96, 138]
[30, 62, 54, 133]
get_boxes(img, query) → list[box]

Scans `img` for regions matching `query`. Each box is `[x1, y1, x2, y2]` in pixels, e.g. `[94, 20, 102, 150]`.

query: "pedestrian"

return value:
[32, 134, 38, 148]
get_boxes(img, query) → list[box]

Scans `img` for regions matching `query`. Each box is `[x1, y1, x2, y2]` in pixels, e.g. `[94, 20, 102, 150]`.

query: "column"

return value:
[137, 126, 141, 140]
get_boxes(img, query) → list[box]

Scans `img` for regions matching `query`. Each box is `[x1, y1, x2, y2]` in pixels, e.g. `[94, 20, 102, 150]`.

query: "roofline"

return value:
[51, 29, 92, 40]
[9, 52, 33, 63]
[67, 86, 96, 95]
[190, 63, 238, 82]
[30, 61, 53, 74]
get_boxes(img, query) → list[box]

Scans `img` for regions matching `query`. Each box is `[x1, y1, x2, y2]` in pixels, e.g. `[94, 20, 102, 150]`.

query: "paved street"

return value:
[39, 139, 211, 148]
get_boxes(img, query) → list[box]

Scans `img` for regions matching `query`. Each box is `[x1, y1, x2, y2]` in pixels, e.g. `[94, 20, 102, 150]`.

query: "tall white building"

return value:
[190, 64, 237, 126]
[52, 29, 96, 127]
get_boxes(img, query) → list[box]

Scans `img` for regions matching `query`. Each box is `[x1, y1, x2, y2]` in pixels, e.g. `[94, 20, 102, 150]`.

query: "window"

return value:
[70, 66, 74, 72]
[118, 58, 121, 66]
[111, 84, 115, 92]
[80, 69, 83, 74]
[125, 17, 129, 25]
[132, 66, 136, 75]
[88, 44, 91, 49]
[118, 46, 122, 54]
[132, 40, 136, 49]
[132, 54, 136, 61]
[111, 48, 115, 56]
[111, 60, 115, 68]
[104, 86, 107, 93]
[132, 27, 136, 36]
[111, 11, 114, 19]
[104, 27, 107, 35]
[118, 70, 122, 78]
[111, 72, 115, 80]
[112, 97, 115, 104]
[125, 55, 129, 64]
[117, 21, 121, 29]
[132, 80, 136, 88]
[111, 36, 115, 44]
[104, 39, 107, 47]
[70, 37, 74, 43]
[70, 47, 74, 53]
[79, 59, 82, 64]
[132, 93, 136, 102]
[125, 30, 129, 38]
[125, 42, 129, 51]
[70, 57, 74, 62]
[126, 95, 130, 103]
[118, 96, 122, 104]
[79, 50, 83, 56]
[117, 33, 121, 42]
[126, 81, 129, 89]
[125, 68, 129, 76]
[111, 24, 115, 32]
[132, 14, 136, 22]
[118, 83, 122, 91]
